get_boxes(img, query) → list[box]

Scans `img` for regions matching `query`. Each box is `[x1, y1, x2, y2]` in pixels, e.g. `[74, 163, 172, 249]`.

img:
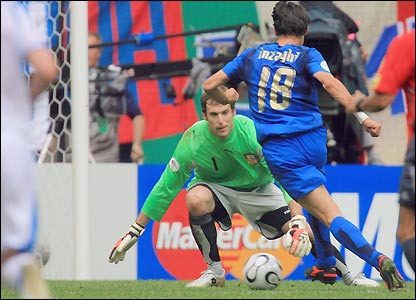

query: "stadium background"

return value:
[30, 1, 415, 282]
[87, 1, 413, 166]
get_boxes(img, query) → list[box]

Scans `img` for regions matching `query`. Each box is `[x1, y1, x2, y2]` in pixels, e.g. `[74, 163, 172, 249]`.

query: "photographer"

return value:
[88, 32, 145, 163]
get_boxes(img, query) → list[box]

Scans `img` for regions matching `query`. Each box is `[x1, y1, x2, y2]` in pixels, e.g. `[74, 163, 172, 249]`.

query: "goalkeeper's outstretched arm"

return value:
[108, 212, 152, 264]
[135, 212, 152, 228]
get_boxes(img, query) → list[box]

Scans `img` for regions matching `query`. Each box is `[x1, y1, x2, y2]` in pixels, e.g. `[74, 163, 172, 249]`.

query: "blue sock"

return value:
[329, 216, 381, 268]
[308, 213, 336, 268]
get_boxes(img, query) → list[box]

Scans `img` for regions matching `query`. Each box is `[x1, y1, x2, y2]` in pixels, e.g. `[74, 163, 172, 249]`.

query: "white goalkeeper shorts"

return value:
[1, 129, 38, 254]
[187, 182, 290, 239]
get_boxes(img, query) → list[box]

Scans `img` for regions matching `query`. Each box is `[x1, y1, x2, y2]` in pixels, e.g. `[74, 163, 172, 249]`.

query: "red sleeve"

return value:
[373, 32, 414, 95]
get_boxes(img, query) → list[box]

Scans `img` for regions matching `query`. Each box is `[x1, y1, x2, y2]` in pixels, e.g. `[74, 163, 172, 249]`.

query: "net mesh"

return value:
[25, 1, 72, 163]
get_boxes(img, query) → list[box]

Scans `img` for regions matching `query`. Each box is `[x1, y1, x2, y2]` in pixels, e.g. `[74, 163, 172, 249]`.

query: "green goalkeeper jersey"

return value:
[142, 115, 280, 221]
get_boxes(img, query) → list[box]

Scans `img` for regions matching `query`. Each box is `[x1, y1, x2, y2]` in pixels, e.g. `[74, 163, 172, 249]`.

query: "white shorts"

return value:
[188, 182, 290, 239]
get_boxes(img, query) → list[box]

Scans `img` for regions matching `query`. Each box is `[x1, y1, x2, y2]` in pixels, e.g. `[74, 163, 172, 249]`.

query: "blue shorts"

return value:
[261, 125, 327, 200]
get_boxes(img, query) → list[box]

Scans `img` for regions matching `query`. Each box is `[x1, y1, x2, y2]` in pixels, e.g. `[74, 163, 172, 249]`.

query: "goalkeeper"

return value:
[109, 91, 377, 288]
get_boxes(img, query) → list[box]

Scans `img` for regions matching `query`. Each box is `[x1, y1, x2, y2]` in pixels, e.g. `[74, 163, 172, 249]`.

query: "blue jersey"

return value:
[222, 42, 331, 142]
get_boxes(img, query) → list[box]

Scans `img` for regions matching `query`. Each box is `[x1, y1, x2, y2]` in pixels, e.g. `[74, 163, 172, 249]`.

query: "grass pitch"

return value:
[1, 279, 414, 299]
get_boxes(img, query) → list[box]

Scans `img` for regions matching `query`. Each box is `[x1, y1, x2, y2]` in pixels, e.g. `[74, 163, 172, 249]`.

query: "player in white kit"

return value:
[1, 2, 57, 298]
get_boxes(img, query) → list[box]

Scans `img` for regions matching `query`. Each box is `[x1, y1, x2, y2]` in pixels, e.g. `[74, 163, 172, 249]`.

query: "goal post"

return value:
[70, 1, 90, 280]
[24, 1, 90, 279]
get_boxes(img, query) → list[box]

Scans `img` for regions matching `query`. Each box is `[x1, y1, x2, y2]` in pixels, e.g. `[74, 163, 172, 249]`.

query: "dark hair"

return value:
[200, 92, 235, 114]
[272, 1, 310, 37]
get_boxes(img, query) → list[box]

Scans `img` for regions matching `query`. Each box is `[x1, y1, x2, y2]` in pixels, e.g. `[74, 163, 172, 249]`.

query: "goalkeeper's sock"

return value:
[208, 261, 225, 277]
[189, 213, 220, 264]
[329, 216, 381, 268]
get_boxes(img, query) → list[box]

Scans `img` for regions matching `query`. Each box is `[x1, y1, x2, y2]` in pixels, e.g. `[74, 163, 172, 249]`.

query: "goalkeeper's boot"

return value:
[21, 260, 51, 299]
[304, 265, 337, 285]
[186, 269, 225, 288]
[377, 255, 408, 291]
[350, 273, 380, 287]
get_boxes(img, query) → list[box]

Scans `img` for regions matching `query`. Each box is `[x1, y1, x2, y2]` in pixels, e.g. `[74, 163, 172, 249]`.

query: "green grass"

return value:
[1, 280, 414, 299]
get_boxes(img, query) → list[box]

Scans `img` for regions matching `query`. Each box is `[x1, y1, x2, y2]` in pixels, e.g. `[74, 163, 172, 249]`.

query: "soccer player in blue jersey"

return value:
[109, 92, 378, 287]
[203, 1, 407, 292]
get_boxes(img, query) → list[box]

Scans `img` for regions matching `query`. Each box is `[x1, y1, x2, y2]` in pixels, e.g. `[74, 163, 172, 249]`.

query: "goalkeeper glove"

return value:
[109, 222, 145, 264]
[283, 215, 312, 258]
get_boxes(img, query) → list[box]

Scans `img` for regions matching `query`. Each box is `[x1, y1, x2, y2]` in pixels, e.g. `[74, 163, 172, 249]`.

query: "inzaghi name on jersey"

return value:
[257, 48, 301, 63]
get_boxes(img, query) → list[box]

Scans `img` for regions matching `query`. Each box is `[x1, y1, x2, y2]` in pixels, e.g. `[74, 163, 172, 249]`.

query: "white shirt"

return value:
[1, 2, 47, 134]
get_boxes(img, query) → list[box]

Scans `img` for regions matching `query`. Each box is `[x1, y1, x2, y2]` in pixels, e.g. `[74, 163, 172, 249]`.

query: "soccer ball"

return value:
[242, 252, 282, 290]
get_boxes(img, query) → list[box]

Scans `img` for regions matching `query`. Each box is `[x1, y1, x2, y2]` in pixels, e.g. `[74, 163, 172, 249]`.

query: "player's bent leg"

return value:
[329, 216, 408, 291]
[187, 213, 226, 288]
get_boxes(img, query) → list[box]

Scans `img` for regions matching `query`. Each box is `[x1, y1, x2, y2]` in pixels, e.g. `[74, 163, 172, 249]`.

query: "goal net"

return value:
[25, 1, 72, 163]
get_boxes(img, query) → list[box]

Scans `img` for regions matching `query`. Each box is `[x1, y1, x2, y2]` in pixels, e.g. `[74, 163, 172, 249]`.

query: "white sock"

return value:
[209, 261, 225, 276]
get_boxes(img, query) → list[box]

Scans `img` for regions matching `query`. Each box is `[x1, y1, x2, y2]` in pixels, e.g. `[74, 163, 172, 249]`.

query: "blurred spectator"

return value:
[300, 1, 383, 165]
[347, 28, 415, 272]
[88, 32, 145, 163]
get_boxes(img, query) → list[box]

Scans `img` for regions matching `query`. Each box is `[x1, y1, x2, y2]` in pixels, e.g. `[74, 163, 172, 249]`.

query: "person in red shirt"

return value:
[346, 28, 415, 272]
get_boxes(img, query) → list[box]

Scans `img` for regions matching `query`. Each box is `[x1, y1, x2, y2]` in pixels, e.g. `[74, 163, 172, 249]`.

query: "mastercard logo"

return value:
[152, 190, 301, 280]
